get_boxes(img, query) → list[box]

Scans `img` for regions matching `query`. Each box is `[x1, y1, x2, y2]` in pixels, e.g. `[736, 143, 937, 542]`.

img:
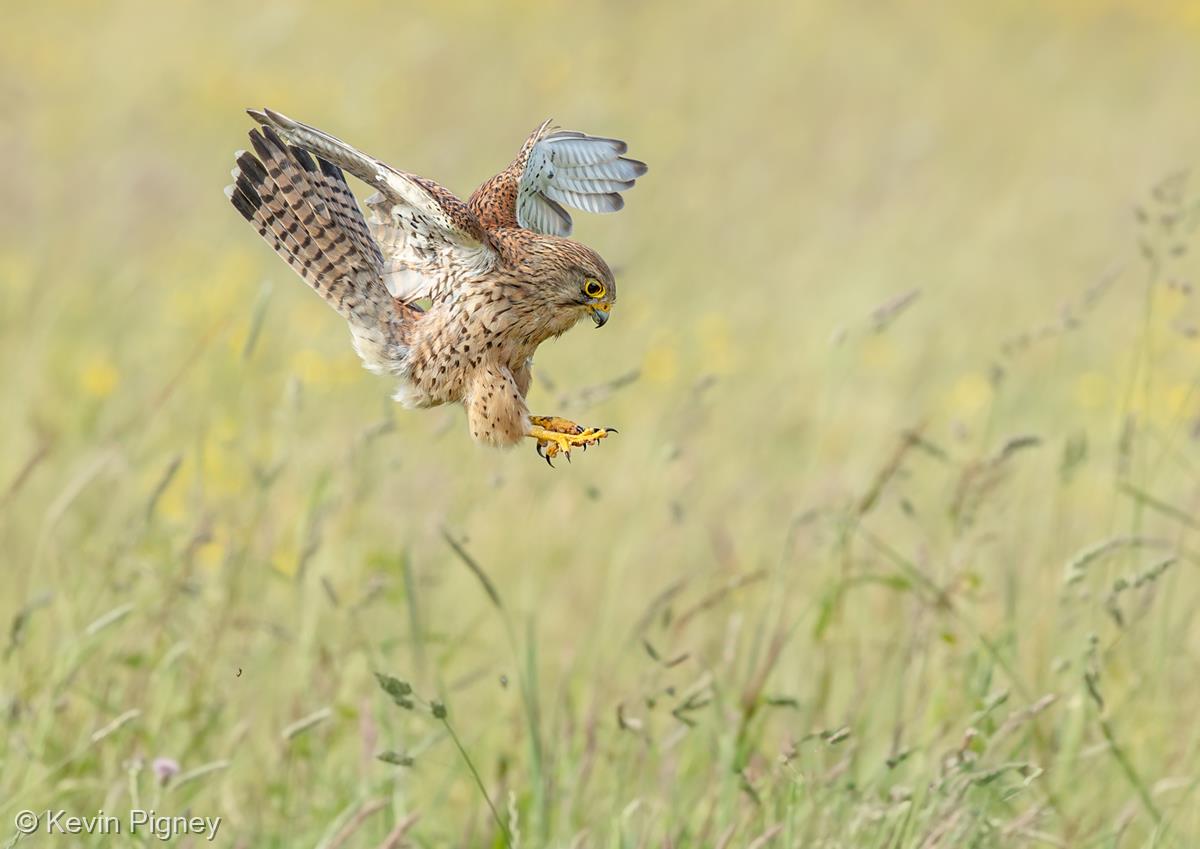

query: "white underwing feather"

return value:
[551, 175, 635, 194]
[544, 187, 624, 214]
[514, 125, 646, 234]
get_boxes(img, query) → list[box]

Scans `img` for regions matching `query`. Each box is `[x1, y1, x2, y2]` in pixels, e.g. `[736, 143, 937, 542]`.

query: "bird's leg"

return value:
[528, 415, 615, 465]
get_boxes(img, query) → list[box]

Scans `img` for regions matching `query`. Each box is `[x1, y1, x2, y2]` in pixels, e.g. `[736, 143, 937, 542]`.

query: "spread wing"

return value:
[248, 108, 496, 302]
[469, 120, 647, 237]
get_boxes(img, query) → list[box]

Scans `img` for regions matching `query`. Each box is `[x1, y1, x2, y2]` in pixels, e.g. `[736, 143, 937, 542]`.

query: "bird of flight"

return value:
[225, 108, 646, 465]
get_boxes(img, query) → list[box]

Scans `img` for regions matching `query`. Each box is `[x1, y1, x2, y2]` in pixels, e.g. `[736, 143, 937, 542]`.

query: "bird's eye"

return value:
[584, 279, 606, 299]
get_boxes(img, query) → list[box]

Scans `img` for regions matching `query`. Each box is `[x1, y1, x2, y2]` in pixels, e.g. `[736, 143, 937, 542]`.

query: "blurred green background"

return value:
[4, 0, 1200, 845]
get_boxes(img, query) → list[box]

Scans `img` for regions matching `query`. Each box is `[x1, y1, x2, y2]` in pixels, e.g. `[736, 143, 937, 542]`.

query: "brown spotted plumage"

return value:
[225, 108, 646, 463]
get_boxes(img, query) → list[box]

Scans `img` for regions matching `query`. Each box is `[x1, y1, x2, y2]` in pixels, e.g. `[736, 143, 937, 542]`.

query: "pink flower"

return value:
[153, 757, 181, 785]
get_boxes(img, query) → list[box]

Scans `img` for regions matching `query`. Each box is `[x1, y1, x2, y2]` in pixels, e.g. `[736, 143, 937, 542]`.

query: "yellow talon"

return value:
[528, 416, 614, 465]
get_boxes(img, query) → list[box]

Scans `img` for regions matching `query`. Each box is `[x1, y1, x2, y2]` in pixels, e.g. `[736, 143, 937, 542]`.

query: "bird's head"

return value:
[501, 234, 619, 343]
[537, 239, 617, 330]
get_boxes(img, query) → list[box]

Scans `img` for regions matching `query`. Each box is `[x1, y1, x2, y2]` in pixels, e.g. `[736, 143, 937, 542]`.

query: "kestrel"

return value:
[224, 108, 646, 464]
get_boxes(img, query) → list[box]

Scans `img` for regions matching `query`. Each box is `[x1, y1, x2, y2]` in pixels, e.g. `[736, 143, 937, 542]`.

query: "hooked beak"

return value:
[589, 303, 611, 328]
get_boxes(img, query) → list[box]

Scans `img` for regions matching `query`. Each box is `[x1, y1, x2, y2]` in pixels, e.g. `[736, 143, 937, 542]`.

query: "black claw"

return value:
[545, 453, 555, 468]
[565, 451, 572, 463]
[606, 428, 619, 434]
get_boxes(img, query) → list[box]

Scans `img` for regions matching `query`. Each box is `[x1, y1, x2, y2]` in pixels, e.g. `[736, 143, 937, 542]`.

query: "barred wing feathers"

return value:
[248, 108, 496, 302]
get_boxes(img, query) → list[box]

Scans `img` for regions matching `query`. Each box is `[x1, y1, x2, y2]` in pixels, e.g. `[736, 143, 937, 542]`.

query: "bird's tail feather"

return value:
[225, 125, 392, 334]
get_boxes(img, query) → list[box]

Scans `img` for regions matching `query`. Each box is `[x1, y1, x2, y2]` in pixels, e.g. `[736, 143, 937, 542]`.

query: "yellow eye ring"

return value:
[584, 279, 606, 299]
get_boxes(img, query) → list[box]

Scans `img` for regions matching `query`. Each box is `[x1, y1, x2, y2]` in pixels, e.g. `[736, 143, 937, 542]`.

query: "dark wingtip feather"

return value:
[246, 108, 269, 125]
[290, 145, 317, 172]
[260, 124, 288, 153]
[226, 184, 257, 221]
[621, 157, 648, 177]
[317, 156, 344, 182]
[247, 128, 274, 162]
[234, 170, 263, 207]
[236, 150, 269, 185]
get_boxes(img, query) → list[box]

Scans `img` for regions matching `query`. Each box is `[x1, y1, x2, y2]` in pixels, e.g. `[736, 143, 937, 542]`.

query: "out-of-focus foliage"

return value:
[3, 0, 1200, 845]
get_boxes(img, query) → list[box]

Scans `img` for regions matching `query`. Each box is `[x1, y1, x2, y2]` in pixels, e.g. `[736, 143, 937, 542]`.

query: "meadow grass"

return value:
[3, 0, 1200, 846]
